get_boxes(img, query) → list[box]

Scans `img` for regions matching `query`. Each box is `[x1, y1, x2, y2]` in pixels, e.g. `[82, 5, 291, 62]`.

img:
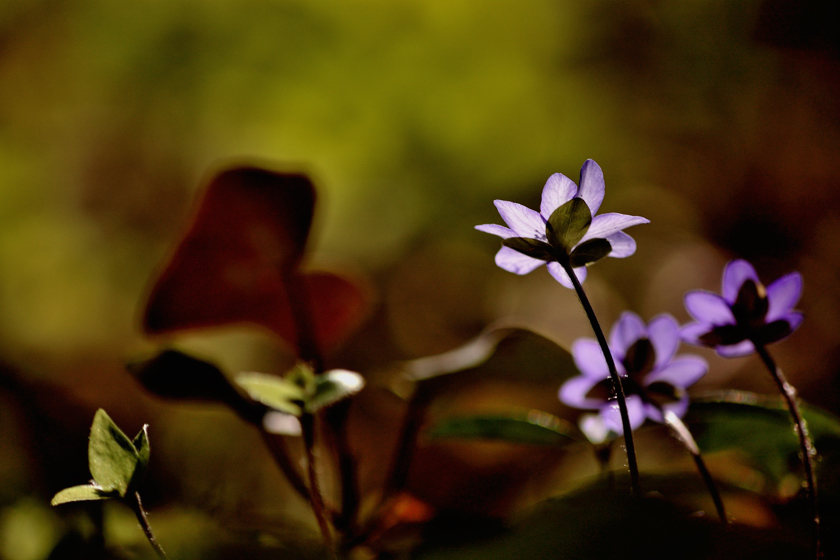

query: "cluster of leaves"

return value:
[51, 409, 149, 506]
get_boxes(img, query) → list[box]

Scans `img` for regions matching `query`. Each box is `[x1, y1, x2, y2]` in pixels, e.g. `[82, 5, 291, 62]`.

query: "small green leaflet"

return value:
[307, 369, 366, 412]
[501, 238, 555, 261]
[237, 372, 307, 416]
[236, 367, 365, 416]
[428, 411, 581, 446]
[546, 198, 591, 252]
[51, 484, 117, 505]
[52, 409, 150, 505]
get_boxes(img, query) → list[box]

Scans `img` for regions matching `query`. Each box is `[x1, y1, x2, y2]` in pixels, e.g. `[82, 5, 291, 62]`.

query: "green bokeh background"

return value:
[2, 0, 840, 557]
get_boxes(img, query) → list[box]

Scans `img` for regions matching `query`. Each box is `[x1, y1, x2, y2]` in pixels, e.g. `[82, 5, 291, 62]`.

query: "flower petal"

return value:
[680, 322, 711, 346]
[609, 312, 646, 358]
[558, 375, 603, 410]
[540, 173, 577, 217]
[647, 314, 680, 367]
[604, 231, 636, 258]
[785, 311, 804, 333]
[475, 223, 515, 239]
[716, 340, 755, 358]
[546, 261, 587, 288]
[571, 338, 610, 379]
[579, 213, 650, 244]
[660, 396, 690, 422]
[684, 291, 735, 324]
[579, 414, 611, 444]
[494, 246, 546, 275]
[722, 259, 759, 303]
[765, 272, 803, 322]
[601, 395, 646, 434]
[646, 355, 707, 388]
[493, 200, 546, 239]
[577, 159, 605, 215]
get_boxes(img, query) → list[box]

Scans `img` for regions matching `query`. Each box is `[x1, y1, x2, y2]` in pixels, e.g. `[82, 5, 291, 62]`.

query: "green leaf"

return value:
[286, 362, 317, 394]
[569, 238, 611, 267]
[131, 425, 150, 487]
[236, 372, 305, 416]
[307, 369, 366, 412]
[51, 484, 117, 505]
[428, 412, 580, 446]
[501, 237, 555, 261]
[88, 409, 141, 496]
[546, 198, 591, 251]
[687, 391, 840, 487]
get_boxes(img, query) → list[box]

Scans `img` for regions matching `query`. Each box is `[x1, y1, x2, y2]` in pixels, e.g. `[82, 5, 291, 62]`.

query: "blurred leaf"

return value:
[307, 369, 366, 412]
[406, 326, 578, 391]
[428, 411, 579, 446]
[127, 349, 265, 424]
[142, 166, 369, 354]
[687, 391, 840, 487]
[88, 409, 140, 496]
[50, 484, 115, 505]
[236, 372, 305, 416]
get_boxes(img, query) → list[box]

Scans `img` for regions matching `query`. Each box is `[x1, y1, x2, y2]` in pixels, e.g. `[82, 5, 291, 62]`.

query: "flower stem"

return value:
[129, 492, 168, 560]
[259, 430, 311, 501]
[662, 410, 727, 523]
[301, 413, 334, 551]
[560, 261, 640, 497]
[753, 343, 820, 557]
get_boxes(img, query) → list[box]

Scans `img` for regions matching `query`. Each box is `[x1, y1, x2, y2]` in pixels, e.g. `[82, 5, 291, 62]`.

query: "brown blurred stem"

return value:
[383, 385, 433, 498]
[259, 430, 311, 501]
[754, 343, 819, 558]
[325, 400, 360, 539]
[301, 413, 334, 550]
[561, 259, 641, 497]
[129, 492, 168, 560]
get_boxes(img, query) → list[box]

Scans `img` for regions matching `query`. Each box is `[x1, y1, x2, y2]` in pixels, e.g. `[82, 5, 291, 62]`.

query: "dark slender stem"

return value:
[561, 261, 640, 496]
[662, 410, 727, 523]
[691, 454, 727, 523]
[129, 492, 168, 560]
[382, 385, 433, 499]
[345, 386, 433, 551]
[754, 343, 820, 558]
[325, 401, 360, 539]
[259, 429, 311, 501]
[301, 413, 334, 550]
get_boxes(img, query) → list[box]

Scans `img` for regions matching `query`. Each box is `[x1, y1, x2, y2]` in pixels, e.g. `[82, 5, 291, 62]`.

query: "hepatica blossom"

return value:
[475, 160, 649, 288]
[681, 259, 804, 357]
[560, 312, 707, 435]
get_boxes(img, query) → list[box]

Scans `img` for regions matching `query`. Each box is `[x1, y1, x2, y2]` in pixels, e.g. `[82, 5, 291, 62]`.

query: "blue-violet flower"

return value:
[559, 312, 708, 435]
[475, 159, 649, 288]
[680, 259, 803, 357]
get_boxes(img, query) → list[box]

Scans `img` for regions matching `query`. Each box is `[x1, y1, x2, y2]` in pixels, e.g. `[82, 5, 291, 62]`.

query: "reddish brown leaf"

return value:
[143, 166, 369, 354]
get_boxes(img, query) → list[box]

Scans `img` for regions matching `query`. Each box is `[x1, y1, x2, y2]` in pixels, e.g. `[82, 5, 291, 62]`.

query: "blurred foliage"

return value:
[3, 0, 840, 557]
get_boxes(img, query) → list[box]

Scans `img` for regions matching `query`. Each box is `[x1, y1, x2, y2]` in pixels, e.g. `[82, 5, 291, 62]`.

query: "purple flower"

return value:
[680, 259, 804, 357]
[559, 312, 708, 435]
[475, 160, 649, 288]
